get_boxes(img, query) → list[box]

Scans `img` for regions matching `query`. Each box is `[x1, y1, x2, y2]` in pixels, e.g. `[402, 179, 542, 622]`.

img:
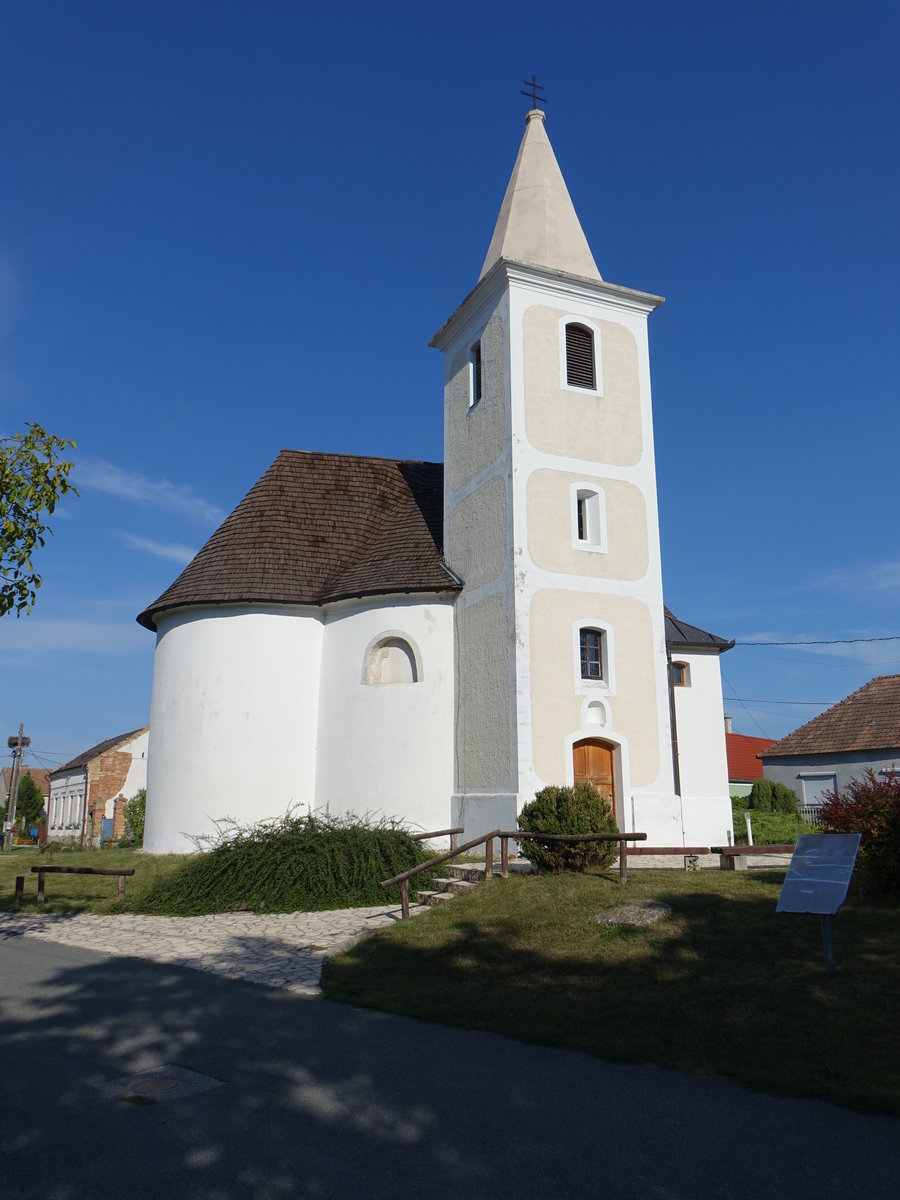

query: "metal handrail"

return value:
[382, 827, 648, 917]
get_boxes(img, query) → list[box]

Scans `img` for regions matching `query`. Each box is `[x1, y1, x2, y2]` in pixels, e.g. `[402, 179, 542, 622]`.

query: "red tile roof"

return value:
[138, 452, 460, 631]
[2, 767, 51, 800]
[725, 733, 775, 781]
[760, 675, 900, 758]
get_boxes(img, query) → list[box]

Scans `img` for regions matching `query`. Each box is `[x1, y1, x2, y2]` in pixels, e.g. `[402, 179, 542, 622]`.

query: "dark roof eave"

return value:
[666, 637, 735, 654]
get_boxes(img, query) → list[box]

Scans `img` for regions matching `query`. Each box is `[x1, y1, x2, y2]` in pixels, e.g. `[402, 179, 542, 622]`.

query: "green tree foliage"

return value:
[517, 782, 619, 873]
[747, 778, 774, 812]
[125, 788, 146, 843]
[821, 768, 900, 894]
[16, 772, 45, 827]
[1, 424, 77, 617]
[771, 782, 799, 814]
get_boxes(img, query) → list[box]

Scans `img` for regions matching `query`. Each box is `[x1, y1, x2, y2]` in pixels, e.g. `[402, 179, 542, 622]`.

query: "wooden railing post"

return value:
[37, 869, 46, 903]
[484, 836, 493, 878]
[15, 875, 24, 904]
[400, 879, 410, 919]
[450, 831, 458, 852]
[619, 839, 627, 884]
[500, 835, 509, 878]
[118, 874, 127, 901]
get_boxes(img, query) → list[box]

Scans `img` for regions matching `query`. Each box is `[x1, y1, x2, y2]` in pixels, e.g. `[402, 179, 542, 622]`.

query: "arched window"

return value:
[565, 323, 595, 389]
[579, 627, 606, 682]
[362, 634, 420, 685]
[672, 661, 691, 688]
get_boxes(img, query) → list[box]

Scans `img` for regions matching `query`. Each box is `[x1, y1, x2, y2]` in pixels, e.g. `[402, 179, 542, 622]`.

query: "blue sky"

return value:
[1, 0, 898, 772]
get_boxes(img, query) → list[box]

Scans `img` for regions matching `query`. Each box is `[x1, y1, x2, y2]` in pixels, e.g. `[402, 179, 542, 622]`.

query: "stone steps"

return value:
[415, 864, 487, 907]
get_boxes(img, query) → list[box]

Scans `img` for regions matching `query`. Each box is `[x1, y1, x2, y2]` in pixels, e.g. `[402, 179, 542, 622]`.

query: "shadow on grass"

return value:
[3, 923, 900, 1200]
[322, 872, 900, 1116]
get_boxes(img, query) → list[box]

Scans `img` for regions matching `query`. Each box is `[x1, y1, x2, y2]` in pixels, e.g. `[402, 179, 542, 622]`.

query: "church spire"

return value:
[478, 109, 602, 283]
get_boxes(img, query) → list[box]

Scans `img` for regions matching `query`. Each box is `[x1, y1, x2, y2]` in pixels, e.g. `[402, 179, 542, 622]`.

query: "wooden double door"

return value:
[573, 738, 616, 818]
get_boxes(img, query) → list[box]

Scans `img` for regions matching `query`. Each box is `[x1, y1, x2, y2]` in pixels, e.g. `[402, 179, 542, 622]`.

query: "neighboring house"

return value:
[723, 723, 775, 798]
[760, 676, 900, 812]
[2, 766, 51, 823]
[47, 728, 149, 843]
[138, 108, 735, 854]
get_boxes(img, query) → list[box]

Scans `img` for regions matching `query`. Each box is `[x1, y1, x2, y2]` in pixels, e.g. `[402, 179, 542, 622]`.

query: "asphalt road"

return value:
[1, 936, 897, 1199]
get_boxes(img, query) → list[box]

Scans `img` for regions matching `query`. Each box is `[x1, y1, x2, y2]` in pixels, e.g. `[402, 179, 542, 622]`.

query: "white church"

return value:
[139, 108, 735, 855]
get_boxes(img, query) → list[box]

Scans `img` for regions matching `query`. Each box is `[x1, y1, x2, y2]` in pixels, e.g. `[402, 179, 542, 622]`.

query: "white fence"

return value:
[797, 804, 825, 828]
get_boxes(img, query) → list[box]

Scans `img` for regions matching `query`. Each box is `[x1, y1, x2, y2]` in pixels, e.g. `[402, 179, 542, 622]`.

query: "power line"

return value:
[721, 669, 770, 739]
[723, 696, 835, 707]
[736, 634, 900, 647]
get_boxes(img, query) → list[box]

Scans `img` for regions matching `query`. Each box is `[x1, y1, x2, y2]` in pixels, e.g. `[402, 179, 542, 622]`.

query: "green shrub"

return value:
[747, 778, 774, 812]
[731, 796, 819, 847]
[125, 789, 146, 844]
[771, 783, 799, 814]
[821, 768, 900, 895]
[135, 811, 439, 915]
[517, 783, 618, 873]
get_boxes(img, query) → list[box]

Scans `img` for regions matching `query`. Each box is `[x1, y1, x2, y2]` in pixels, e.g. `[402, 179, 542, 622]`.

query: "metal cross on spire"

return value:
[521, 74, 547, 110]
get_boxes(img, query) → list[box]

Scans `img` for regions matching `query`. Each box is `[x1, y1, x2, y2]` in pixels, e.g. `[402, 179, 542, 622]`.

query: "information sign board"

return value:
[776, 833, 861, 915]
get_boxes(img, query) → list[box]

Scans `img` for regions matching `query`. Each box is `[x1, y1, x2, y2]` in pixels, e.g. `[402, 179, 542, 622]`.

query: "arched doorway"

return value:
[573, 738, 616, 819]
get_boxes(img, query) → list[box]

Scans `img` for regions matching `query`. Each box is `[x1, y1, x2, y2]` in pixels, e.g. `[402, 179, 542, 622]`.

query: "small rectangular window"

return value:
[469, 342, 482, 409]
[577, 495, 587, 541]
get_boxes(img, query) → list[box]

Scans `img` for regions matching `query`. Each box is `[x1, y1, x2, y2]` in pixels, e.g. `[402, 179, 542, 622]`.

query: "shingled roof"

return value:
[665, 608, 733, 652]
[760, 675, 900, 759]
[138, 452, 460, 631]
[50, 728, 149, 776]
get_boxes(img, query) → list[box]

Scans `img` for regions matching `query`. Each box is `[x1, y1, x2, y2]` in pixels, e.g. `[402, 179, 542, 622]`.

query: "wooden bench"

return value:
[27, 865, 135, 902]
[711, 845, 794, 871]
[626, 846, 711, 856]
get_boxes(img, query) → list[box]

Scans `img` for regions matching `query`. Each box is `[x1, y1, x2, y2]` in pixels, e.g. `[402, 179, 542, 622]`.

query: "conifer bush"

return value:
[747, 778, 774, 812]
[820, 768, 900, 895]
[517, 782, 618, 873]
[135, 812, 438, 915]
[771, 782, 799, 814]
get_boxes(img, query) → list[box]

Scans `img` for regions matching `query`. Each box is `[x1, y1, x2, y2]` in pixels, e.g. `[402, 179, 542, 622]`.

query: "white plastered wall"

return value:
[116, 730, 149, 815]
[315, 596, 455, 835]
[672, 648, 734, 846]
[144, 606, 324, 853]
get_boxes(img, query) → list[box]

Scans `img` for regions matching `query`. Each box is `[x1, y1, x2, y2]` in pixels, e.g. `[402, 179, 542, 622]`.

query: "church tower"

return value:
[431, 108, 677, 840]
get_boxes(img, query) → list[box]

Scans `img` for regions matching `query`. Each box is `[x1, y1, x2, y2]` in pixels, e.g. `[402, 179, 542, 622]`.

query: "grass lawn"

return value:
[321, 868, 900, 1116]
[0, 846, 188, 914]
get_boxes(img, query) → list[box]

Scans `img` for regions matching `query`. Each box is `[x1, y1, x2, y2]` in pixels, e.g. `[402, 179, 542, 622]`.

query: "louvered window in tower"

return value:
[566, 323, 595, 389]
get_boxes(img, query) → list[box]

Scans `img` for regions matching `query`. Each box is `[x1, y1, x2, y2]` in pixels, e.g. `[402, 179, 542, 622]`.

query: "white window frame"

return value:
[558, 315, 603, 396]
[572, 618, 615, 695]
[570, 483, 608, 553]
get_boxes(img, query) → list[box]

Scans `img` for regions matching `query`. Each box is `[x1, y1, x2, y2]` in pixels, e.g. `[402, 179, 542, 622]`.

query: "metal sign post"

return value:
[776, 834, 861, 976]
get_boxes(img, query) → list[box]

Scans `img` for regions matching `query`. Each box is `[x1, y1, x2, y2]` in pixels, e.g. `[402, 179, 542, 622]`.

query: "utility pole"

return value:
[2, 725, 29, 852]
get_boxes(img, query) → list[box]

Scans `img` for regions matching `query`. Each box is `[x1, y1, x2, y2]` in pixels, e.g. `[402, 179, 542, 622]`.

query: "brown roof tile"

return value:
[760, 675, 900, 758]
[50, 728, 149, 776]
[138, 452, 459, 631]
